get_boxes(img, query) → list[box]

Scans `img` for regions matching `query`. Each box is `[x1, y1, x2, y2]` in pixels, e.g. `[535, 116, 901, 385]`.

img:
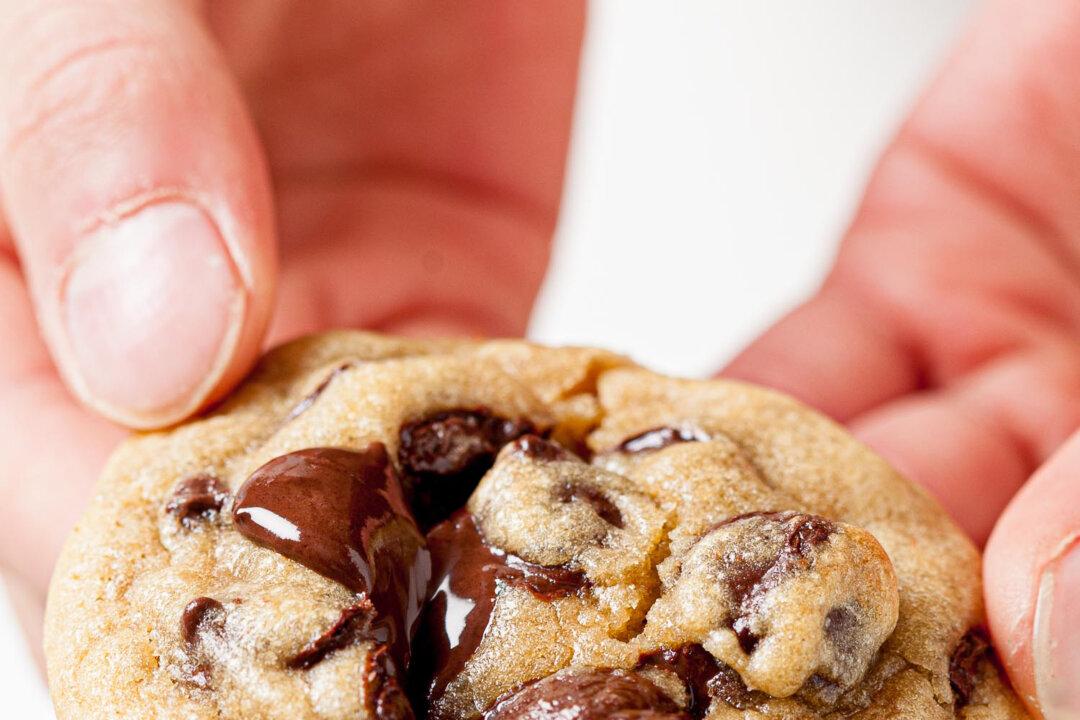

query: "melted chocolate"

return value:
[483, 670, 688, 720]
[288, 602, 372, 670]
[285, 362, 354, 421]
[638, 645, 720, 716]
[556, 481, 624, 529]
[399, 409, 535, 529]
[167, 475, 230, 527]
[638, 644, 768, 714]
[181, 597, 225, 647]
[949, 628, 990, 708]
[233, 445, 429, 672]
[412, 512, 590, 717]
[616, 426, 710, 454]
[365, 644, 416, 720]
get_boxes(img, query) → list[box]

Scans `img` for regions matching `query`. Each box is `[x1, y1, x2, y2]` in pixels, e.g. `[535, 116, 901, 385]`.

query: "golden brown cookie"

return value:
[44, 332, 1029, 719]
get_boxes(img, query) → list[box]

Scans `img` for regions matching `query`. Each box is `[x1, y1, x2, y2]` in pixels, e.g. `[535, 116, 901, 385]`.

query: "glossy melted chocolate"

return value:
[615, 426, 710, 454]
[233, 444, 429, 672]
[412, 511, 590, 717]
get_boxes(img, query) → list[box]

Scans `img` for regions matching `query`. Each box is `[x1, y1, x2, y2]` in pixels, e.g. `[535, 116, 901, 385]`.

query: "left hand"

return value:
[724, 1, 1080, 716]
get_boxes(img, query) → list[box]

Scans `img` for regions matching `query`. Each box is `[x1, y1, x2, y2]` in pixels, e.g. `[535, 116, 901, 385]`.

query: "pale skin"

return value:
[0, 1, 1076, 717]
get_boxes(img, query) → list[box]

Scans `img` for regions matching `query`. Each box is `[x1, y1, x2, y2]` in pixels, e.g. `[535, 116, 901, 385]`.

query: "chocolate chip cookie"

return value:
[44, 331, 1030, 719]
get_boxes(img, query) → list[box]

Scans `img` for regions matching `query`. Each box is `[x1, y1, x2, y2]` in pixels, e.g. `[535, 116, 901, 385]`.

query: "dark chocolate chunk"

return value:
[288, 602, 373, 670]
[949, 628, 991, 708]
[412, 511, 590, 717]
[556, 481, 624, 529]
[181, 597, 225, 647]
[284, 362, 353, 422]
[233, 444, 429, 673]
[483, 669, 688, 720]
[708, 511, 837, 658]
[399, 409, 535, 529]
[166, 475, 230, 527]
[638, 644, 723, 716]
[616, 426, 710, 454]
[706, 662, 770, 711]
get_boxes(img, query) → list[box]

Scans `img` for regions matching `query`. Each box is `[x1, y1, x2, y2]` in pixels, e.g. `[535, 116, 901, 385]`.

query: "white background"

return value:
[1, 1, 976, 716]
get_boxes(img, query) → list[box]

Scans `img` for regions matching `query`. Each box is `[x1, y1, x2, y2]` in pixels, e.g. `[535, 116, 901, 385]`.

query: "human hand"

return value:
[724, 1, 1080, 716]
[0, 0, 583, 665]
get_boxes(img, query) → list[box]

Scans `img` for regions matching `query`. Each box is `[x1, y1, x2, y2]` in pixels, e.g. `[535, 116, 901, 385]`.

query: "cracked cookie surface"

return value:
[44, 331, 1029, 719]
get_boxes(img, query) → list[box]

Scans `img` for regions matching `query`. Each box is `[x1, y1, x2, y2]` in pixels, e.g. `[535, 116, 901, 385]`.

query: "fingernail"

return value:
[60, 201, 245, 427]
[1035, 538, 1080, 719]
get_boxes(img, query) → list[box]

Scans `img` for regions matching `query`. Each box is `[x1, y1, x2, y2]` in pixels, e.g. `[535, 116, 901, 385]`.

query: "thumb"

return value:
[0, 0, 276, 429]
[985, 431, 1080, 719]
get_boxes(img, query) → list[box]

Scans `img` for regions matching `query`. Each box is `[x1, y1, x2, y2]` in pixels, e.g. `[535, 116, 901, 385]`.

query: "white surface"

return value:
[0, 1, 975, 716]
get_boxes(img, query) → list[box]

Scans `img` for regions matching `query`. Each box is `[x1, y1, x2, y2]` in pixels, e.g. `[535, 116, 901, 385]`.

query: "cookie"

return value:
[44, 331, 1030, 719]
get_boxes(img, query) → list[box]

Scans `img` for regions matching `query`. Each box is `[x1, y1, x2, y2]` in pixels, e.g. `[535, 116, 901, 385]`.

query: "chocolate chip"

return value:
[510, 434, 575, 462]
[949, 628, 991, 708]
[723, 558, 774, 607]
[556, 481, 624, 529]
[706, 663, 770, 712]
[483, 670, 688, 720]
[285, 362, 354, 422]
[616, 426, 710, 454]
[233, 444, 429, 673]
[178, 659, 214, 690]
[824, 606, 859, 654]
[180, 597, 225, 647]
[166, 475, 230, 527]
[731, 619, 761, 655]
[399, 409, 535, 529]
[786, 515, 835, 556]
[288, 602, 373, 670]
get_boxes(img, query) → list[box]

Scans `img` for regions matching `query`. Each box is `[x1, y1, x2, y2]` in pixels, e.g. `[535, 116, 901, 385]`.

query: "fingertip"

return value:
[985, 433, 1080, 719]
[0, 0, 278, 429]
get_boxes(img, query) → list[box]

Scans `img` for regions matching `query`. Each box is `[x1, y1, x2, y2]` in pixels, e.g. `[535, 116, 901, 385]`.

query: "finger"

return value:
[722, 281, 922, 422]
[985, 431, 1080, 719]
[0, 0, 277, 429]
[3, 572, 46, 673]
[211, 2, 586, 343]
[848, 337, 1080, 545]
[722, 0, 1080, 545]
